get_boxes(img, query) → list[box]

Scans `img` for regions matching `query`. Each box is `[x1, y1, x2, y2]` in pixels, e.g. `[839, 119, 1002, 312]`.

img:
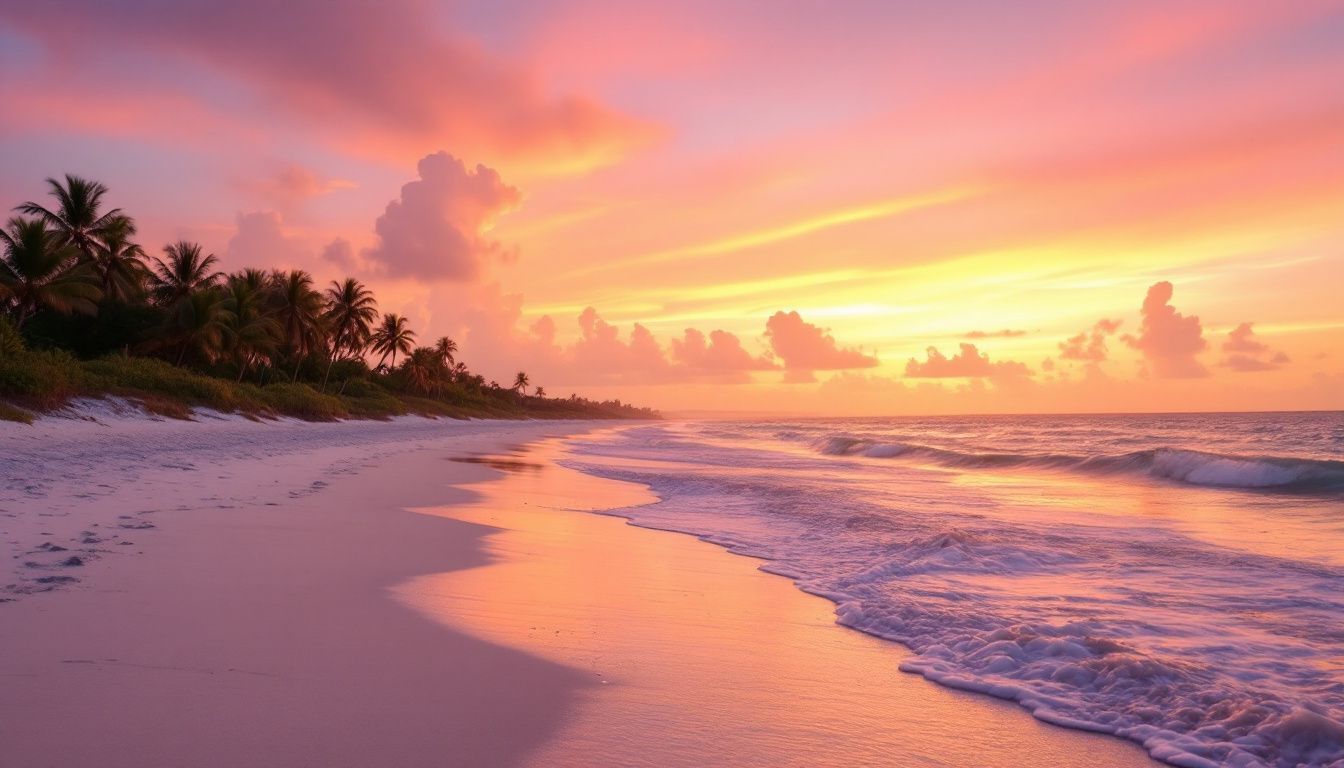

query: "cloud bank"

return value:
[905, 343, 1031, 378]
[1059, 318, 1122, 363]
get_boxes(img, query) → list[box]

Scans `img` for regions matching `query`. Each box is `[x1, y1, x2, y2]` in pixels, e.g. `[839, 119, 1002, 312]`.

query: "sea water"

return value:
[565, 412, 1344, 768]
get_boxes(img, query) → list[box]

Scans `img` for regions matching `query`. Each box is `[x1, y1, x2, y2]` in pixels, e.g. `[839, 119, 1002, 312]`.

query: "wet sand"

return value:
[400, 434, 1158, 767]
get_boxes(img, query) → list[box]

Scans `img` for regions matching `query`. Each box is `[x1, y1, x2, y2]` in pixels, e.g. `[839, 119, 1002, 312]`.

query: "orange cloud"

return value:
[1059, 318, 1123, 363]
[965, 329, 1026, 339]
[670, 329, 776, 377]
[905, 344, 1031, 379]
[1123, 282, 1208, 378]
[764, 311, 878, 382]
[1220, 323, 1289, 373]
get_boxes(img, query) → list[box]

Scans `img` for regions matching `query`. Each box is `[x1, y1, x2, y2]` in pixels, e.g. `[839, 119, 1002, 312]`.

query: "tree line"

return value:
[0, 174, 647, 419]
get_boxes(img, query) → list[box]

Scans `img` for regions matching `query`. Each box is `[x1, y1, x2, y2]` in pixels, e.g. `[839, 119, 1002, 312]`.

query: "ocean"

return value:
[565, 412, 1344, 768]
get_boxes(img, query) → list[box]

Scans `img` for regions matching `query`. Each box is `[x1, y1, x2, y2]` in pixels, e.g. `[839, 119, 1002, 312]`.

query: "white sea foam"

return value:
[567, 414, 1344, 767]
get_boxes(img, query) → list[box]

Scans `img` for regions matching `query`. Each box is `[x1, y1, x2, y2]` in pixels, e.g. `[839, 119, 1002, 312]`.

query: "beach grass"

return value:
[0, 400, 34, 423]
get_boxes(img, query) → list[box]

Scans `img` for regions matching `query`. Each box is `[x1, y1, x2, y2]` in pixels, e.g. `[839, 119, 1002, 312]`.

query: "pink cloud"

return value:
[1220, 323, 1289, 372]
[670, 328, 776, 376]
[764, 311, 877, 382]
[905, 343, 1031, 378]
[965, 329, 1026, 339]
[0, 0, 655, 168]
[568, 307, 672, 381]
[1122, 281, 1208, 378]
[363, 153, 521, 282]
[1059, 318, 1122, 363]
[1223, 322, 1269, 354]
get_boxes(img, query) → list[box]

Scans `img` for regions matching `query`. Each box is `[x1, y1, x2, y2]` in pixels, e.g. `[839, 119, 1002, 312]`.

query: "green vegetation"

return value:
[0, 175, 657, 423]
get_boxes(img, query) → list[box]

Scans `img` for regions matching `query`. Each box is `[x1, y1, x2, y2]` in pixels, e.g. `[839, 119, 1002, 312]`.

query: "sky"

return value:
[1, 0, 1341, 414]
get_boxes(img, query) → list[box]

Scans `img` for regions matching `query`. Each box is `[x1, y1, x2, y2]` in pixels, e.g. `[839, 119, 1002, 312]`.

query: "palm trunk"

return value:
[321, 354, 336, 391]
[321, 330, 346, 392]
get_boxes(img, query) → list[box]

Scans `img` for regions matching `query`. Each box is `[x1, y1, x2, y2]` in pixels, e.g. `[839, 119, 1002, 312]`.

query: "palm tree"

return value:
[513, 371, 530, 396]
[534, 386, 546, 398]
[270, 270, 327, 381]
[150, 241, 222, 307]
[223, 272, 279, 380]
[90, 215, 149, 303]
[0, 218, 101, 329]
[163, 287, 234, 365]
[321, 278, 378, 389]
[433, 336, 457, 367]
[402, 346, 440, 395]
[15, 174, 122, 259]
[370, 313, 415, 370]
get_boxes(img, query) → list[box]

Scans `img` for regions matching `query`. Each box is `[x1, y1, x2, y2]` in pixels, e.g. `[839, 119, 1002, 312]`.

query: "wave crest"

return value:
[809, 435, 1344, 494]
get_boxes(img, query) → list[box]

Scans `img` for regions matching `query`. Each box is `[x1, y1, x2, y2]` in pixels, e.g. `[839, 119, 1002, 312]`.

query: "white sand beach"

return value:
[1, 408, 1155, 767]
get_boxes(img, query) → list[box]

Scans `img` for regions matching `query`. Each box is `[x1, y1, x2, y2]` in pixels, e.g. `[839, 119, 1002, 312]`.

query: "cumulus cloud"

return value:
[764, 311, 878, 382]
[1122, 281, 1208, 378]
[453, 302, 832, 388]
[1059, 317, 1122, 363]
[670, 328, 776, 379]
[1223, 322, 1269, 354]
[965, 329, 1026, 339]
[905, 343, 1031, 378]
[1220, 323, 1289, 372]
[567, 307, 672, 381]
[363, 152, 521, 281]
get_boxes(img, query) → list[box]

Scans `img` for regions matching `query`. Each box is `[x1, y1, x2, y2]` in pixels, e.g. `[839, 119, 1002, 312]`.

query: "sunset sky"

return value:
[2, 0, 1341, 414]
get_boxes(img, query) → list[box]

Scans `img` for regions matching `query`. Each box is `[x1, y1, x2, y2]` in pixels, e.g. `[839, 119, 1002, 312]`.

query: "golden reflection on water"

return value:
[396, 439, 1156, 768]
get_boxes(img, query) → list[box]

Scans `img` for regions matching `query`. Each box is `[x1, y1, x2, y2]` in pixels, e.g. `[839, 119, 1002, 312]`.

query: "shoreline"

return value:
[3, 413, 1155, 766]
[401, 434, 1158, 767]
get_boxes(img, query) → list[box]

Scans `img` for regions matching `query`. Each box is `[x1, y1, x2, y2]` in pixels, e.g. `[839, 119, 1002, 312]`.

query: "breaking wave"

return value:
[812, 436, 1344, 494]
